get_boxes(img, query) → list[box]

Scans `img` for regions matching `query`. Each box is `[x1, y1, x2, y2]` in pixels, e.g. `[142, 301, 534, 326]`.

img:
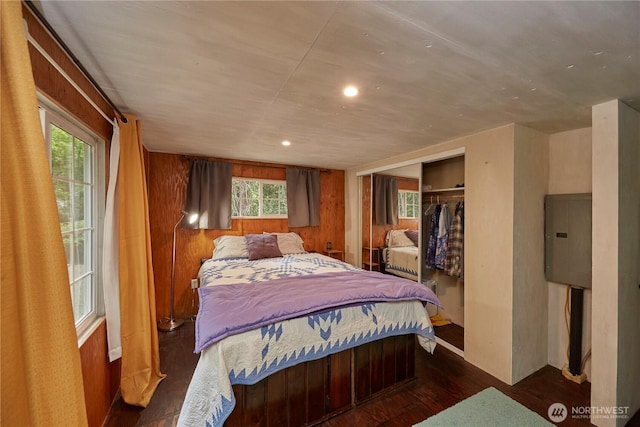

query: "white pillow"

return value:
[264, 232, 306, 254]
[386, 229, 414, 247]
[212, 235, 248, 259]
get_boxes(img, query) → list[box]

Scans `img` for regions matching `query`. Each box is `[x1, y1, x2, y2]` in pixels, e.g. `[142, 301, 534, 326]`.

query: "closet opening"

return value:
[422, 155, 465, 355]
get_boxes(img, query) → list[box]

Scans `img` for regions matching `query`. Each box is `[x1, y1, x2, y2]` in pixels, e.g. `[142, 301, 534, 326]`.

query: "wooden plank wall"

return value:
[361, 175, 419, 249]
[227, 350, 352, 426]
[147, 153, 346, 319]
[22, 5, 120, 427]
[225, 335, 414, 426]
[23, 4, 113, 143]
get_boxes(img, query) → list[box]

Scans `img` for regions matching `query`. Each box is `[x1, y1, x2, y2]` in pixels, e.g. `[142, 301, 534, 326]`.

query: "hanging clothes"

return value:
[435, 202, 451, 269]
[423, 201, 435, 257]
[425, 204, 441, 269]
[445, 201, 464, 278]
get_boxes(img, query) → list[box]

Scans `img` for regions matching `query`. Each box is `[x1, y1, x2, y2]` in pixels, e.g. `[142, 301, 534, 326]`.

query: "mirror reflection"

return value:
[360, 164, 420, 281]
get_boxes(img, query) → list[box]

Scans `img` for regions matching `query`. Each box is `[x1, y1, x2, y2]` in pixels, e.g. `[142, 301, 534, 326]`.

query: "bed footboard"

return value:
[226, 334, 416, 426]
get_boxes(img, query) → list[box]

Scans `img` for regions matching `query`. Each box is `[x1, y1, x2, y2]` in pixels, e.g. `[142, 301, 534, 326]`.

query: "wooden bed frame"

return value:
[226, 334, 416, 426]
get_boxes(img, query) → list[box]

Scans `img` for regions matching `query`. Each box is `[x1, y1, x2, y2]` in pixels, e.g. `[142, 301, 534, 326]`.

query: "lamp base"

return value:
[158, 318, 185, 332]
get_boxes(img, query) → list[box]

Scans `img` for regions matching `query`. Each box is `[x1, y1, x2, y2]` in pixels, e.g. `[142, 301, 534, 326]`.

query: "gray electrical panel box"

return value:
[545, 193, 592, 289]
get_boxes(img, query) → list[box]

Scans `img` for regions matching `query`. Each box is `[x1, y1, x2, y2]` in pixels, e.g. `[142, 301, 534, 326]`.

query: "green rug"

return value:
[413, 387, 555, 427]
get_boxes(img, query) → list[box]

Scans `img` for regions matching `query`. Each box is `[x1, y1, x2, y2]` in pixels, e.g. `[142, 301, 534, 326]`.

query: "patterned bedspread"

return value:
[384, 246, 419, 281]
[199, 252, 360, 286]
[178, 253, 438, 427]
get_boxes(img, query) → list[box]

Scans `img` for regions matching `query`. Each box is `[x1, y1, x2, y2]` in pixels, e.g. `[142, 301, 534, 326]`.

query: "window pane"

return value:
[51, 125, 73, 179]
[74, 137, 93, 184]
[262, 183, 276, 198]
[43, 109, 98, 330]
[263, 199, 279, 215]
[74, 183, 92, 226]
[263, 183, 286, 215]
[54, 180, 72, 232]
[232, 179, 286, 218]
[62, 234, 72, 280]
[232, 179, 260, 216]
[73, 230, 92, 278]
[71, 275, 93, 323]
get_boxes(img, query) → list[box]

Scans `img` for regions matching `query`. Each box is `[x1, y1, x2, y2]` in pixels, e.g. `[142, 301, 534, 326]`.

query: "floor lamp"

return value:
[158, 210, 199, 332]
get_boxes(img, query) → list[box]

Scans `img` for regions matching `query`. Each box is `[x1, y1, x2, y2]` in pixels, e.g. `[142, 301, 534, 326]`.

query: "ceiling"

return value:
[33, 1, 639, 170]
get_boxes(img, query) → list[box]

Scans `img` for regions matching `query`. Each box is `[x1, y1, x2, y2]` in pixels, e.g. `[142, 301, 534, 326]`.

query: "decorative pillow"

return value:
[404, 230, 419, 246]
[245, 234, 283, 261]
[264, 232, 306, 254]
[386, 229, 415, 247]
[212, 235, 248, 259]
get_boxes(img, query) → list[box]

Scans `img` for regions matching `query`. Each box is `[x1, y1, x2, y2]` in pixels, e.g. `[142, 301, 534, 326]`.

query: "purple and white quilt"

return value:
[178, 253, 440, 427]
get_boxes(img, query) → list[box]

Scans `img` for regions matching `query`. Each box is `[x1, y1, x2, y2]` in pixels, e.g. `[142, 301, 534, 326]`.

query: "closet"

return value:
[421, 155, 465, 354]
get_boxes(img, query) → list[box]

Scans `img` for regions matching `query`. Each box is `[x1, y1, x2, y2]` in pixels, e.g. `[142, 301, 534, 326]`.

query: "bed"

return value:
[380, 229, 420, 281]
[177, 233, 440, 427]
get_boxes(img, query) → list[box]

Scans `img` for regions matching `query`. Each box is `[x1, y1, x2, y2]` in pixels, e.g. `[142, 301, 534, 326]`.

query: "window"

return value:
[232, 178, 287, 218]
[40, 104, 104, 336]
[399, 190, 420, 219]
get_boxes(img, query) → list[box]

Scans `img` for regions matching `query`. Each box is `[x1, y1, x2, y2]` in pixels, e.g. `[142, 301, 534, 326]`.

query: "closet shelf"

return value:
[422, 186, 464, 193]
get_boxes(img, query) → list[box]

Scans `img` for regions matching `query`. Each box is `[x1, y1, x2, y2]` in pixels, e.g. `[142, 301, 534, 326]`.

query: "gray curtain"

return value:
[374, 174, 398, 225]
[184, 159, 232, 229]
[286, 168, 320, 227]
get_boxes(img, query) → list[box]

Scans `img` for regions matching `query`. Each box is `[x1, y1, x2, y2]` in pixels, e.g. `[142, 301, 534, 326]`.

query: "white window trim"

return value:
[38, 95, 106, 346]
[232, 177, 288, 219]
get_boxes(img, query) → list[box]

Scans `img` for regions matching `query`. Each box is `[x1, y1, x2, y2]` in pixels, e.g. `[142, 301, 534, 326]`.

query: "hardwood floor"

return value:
[104, 320, 640, 427]
[434, 323, 464, 351]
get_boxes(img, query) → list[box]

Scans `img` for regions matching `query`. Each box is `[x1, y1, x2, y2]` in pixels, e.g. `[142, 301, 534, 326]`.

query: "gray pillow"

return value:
[245, 234, 283, 261]
[404, 230, 419, 246]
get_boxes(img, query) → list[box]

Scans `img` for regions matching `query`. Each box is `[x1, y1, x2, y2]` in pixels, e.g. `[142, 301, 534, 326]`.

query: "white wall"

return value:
[591, 100, 640, 427]
[465, 125, 515, 384]
[347, 124, 549, 385]
[512, 125, 549, 383]
[546, 127, 593, 380]
[615, 102, 640, 426]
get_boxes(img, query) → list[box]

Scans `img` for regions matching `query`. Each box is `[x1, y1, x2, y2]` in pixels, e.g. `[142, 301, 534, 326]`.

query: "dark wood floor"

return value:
[434, 323, 464, 351]
[104, 320, 640, 427]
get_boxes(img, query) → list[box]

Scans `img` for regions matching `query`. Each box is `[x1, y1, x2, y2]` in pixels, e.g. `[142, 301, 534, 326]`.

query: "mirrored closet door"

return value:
[359, 164, 421, 280]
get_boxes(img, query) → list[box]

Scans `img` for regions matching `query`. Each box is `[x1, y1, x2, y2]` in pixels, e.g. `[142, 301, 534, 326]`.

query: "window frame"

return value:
[398, 189, 420, 219]
[39, 99, 105, 344]
[231, 177, 288, 219]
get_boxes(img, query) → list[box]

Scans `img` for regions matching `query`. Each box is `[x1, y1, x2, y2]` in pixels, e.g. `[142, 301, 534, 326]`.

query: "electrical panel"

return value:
[544, 193, 592, 289]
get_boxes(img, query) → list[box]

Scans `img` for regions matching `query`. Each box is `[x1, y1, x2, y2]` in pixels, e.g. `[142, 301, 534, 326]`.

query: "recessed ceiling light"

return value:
[343, 86, 358, 97]
[282, 140, 291, 146]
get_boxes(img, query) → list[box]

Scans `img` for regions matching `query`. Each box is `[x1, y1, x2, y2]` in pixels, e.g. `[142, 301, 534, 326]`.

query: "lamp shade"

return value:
[181, 210, 199, 225]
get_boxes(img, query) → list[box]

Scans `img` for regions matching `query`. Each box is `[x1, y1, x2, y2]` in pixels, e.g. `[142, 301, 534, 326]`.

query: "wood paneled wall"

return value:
[23, 5, 119, 427]
[79, 321, 121, 427]
[361, 175, 419, 249]
[23, 4, 114, 143]
[147, 153, 346, 319]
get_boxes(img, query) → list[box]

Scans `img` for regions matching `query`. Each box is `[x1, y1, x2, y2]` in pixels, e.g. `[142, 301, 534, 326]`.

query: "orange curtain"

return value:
[1, 1, 88, 425]
[117, 114, 165, 406]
